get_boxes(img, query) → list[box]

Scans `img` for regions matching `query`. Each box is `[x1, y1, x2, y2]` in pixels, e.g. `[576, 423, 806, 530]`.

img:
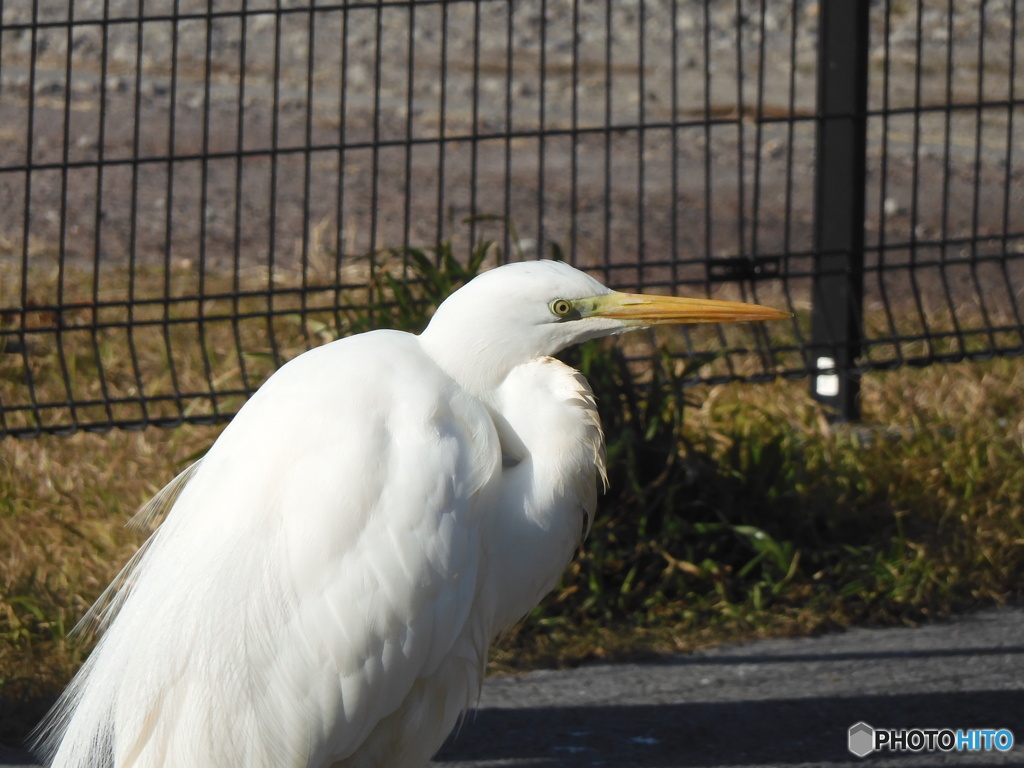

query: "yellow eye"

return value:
[550, 299, 573, 317]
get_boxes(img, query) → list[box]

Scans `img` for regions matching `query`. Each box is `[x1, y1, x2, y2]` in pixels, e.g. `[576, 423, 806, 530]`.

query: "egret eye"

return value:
[550, 298, 573, 317]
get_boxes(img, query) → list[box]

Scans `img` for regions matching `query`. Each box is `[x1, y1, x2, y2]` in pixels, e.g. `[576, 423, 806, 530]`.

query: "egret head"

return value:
[419, 260, 789, 396]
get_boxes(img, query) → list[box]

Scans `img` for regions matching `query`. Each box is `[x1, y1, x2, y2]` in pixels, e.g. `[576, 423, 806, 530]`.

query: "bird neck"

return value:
[476, 356, 605, 634]
[417, 329, 522, 401]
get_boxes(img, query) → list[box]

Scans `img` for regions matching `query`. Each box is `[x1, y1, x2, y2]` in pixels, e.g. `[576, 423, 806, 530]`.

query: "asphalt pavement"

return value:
[4, 606, 1021, 767]
[432, 606, 1024, 767]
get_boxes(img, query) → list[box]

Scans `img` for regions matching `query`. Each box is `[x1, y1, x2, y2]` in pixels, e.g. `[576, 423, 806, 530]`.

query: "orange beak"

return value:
[590, 292, 792, 325]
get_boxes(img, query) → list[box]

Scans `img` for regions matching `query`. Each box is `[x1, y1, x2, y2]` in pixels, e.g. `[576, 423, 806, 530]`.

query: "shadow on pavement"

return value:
[436, 691, 1024, 766]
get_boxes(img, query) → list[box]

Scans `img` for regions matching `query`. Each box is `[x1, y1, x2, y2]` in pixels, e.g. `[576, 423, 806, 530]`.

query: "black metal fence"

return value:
[0, 0, 1021, 436]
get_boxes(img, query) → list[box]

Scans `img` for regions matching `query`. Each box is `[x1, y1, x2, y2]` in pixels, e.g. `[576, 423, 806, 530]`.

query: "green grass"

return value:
[1, 243, 1022, 743]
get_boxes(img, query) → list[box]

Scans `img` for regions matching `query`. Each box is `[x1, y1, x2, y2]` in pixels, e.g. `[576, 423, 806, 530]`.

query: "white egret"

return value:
[39, 259, 788, 768]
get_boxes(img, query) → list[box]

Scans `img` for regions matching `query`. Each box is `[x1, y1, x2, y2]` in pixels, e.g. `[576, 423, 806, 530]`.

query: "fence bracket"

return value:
[707, 256, 781, 283]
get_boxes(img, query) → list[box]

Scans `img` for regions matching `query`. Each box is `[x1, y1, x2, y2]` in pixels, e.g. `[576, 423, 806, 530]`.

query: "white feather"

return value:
[38, 260, 785, 767]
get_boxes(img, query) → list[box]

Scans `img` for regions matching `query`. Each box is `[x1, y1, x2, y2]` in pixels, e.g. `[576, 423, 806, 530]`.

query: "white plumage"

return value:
[38, 260, 787, 767]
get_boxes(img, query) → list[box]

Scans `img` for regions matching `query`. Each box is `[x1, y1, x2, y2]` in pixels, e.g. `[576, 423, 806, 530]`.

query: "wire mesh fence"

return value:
[0, 0, 1021, 437]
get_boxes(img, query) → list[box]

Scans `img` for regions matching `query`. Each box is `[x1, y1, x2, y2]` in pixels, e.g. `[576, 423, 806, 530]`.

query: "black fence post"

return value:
[810, 0, 870, 422]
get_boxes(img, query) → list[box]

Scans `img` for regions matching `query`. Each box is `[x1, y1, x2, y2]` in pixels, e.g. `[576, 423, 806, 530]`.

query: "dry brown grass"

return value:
[0, 425, 223, 740]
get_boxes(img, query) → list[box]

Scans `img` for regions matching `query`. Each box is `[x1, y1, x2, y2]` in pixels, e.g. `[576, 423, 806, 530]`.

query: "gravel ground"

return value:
[1, 0, 1020, 278]
[3, 605, 1021, 767]
[0, 0, 1020, 406]
[1, 0, 1021, 387]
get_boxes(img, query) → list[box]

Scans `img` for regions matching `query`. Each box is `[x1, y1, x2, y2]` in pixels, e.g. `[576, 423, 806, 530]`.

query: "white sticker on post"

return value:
[815, 356, 840, 397]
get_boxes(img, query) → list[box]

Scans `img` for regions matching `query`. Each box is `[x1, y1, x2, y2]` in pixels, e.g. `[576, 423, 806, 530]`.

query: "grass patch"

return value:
[1, 243, 1022, 744]
[492, 356, 1023, 669]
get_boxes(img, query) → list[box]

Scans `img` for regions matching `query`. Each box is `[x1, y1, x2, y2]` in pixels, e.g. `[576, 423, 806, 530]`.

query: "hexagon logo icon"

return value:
[849, 722, 875, 757]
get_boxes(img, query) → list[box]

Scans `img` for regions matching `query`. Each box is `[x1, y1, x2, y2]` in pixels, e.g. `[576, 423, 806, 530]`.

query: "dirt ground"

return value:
[1, 1, 1020, 283]
[0, 1, 1021, 412]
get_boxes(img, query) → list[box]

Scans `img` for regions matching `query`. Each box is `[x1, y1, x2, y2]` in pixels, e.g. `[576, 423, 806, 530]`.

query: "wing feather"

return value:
[40, 331, 501, 768]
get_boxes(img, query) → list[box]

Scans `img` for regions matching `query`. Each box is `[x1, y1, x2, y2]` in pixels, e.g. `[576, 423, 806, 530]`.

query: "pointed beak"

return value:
[590, 292, 792, 325]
